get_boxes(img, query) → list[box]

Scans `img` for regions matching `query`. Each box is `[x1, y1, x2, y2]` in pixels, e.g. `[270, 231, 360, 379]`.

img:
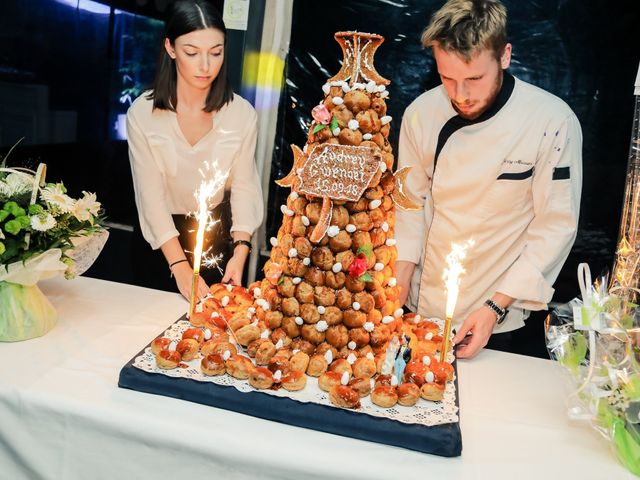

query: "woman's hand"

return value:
[223, 233, 251, 286]
[161, 238, 209, 301]
[222, 253, 245, 285]
[172, 261, 209, 301]
[222, 243, 250, 286]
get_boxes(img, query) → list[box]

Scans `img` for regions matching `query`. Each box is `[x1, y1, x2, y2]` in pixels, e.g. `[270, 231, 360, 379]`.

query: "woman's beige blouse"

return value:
[127, 93, 264, 249]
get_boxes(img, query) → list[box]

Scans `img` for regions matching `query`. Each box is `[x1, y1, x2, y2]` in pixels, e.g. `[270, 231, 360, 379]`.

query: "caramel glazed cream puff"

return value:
[152, 278, 452, 411]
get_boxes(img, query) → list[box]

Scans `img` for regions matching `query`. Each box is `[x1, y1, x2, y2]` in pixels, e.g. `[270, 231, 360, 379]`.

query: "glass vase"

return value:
[0, 281, 57, 342]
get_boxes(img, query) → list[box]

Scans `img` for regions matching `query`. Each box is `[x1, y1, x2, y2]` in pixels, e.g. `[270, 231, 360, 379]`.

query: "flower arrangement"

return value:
[0, 149, 108, 342]
[0, 171, 104, 276]
[546, 264, 640, 475]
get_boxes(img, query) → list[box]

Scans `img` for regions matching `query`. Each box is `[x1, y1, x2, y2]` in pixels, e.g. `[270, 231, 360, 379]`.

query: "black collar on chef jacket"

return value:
[434, 71, 515, 167]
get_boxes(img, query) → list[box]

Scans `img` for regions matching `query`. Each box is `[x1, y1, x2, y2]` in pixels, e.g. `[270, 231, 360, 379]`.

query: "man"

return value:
[395, 0, 582, 358]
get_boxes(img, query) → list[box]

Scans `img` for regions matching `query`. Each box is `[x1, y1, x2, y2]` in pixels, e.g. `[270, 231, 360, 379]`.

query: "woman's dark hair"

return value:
[148, 0, 233, 112]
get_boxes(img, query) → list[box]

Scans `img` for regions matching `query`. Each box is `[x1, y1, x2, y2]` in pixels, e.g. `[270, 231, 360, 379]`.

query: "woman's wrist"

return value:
[169, 258, 189, 269]
[169, 258, 190, 277]
[233, 244, 250, 260]
[232, 238, 252, 251]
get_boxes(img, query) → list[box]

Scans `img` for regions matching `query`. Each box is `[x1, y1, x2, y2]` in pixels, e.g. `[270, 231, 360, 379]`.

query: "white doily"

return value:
[133, 320, 459, 427]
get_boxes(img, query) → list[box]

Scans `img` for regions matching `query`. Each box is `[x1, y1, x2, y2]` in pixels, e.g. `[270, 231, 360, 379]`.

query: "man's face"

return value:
[433, 43, 512, 120]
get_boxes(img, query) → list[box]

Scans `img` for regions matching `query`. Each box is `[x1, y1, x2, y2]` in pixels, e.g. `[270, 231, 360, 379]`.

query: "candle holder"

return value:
[440, 315, 454, 362]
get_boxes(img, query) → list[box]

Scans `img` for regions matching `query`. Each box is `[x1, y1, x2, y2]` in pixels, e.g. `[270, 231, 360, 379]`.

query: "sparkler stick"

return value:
[441, 239, 474, 362]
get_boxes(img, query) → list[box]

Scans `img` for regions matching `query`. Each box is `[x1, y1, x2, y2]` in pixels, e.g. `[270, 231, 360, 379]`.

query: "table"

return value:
[0, 277, 634, 479]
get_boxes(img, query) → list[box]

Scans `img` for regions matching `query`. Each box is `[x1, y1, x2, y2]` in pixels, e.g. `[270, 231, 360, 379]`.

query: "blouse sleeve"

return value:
[126, 109, 178, 250]
[228, 107, 264, 235]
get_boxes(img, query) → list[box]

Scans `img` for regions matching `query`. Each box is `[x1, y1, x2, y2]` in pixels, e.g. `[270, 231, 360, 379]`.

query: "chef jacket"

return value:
[395, 73, 582, 332]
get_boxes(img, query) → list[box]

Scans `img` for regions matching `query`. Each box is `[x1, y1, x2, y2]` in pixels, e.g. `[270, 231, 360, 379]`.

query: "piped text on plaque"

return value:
[297, 144, 381, 201]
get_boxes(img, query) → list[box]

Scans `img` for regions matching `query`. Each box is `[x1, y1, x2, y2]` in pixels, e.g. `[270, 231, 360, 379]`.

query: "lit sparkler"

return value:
[611, 71, 640, 299]
[441, 239, 475, 362]
[189, 163, 228, 319]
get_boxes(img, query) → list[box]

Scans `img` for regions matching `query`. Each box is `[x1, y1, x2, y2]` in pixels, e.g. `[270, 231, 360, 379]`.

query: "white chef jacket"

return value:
[127, 93, 264, 250]
[395, 73, 582, 332]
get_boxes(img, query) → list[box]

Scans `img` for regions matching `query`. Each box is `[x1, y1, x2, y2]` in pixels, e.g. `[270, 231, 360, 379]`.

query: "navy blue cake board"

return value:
[118, 316, 462, 457]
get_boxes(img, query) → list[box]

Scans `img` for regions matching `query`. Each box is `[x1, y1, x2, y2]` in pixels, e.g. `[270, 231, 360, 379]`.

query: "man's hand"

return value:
[452, 305, 497, 358]
[396, 260, 416, 306]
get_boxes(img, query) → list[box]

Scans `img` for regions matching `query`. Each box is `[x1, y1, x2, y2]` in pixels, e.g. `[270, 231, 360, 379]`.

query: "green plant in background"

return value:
[116, 15, 163, 106]
[119, 62, 145, 106]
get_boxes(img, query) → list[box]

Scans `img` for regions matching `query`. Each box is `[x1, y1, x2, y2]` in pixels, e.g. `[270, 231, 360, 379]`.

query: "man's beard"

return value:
[453, 70, 504, 120]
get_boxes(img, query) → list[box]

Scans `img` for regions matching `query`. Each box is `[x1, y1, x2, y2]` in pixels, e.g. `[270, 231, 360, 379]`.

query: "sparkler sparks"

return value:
[202, 252, 225, 274]
[611, 96, 640, 304]
[189, 162, 228, 318]
[441, 239, 475, 362]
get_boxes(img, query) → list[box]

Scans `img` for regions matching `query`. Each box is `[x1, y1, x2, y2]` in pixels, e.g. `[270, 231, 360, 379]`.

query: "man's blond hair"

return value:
[421, 0, 507, 61]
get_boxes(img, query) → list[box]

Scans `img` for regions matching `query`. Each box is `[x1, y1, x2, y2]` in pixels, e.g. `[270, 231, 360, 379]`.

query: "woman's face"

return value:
[164, 27, 225, 92]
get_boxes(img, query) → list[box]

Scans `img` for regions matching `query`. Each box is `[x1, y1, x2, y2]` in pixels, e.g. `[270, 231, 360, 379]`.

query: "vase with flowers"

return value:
[0, 154, 108, 341]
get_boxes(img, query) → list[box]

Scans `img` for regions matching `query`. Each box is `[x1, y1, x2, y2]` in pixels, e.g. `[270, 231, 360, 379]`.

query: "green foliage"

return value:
[330, 115, 339, 132]
[557, 331, 588, 375]
[358, 272, 373, 283]
[28, 204, 43, 215]
[357, 244, 374, 261]
[624, 375, 640, 399]
[312, 123, 327, 134]
[598, 399, 640, 475]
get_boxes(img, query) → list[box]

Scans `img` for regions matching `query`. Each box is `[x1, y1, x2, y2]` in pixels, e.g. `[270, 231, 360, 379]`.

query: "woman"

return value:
[127, 0, 263, 301]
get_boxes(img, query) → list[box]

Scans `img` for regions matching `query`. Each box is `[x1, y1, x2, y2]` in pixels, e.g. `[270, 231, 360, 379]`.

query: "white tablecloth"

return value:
[0, 276, 634, 480]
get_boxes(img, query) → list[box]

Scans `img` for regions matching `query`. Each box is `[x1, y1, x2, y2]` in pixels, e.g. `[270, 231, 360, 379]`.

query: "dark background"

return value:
[269, 0, 640, 303]
[1, 0, 639, 307]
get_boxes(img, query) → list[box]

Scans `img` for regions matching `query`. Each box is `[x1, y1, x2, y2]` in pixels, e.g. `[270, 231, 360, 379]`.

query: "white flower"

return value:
[30, 212, 56, 231]
[41, 184, 75, 213]
[0, 181, 10, 198]
[0, 172, 33, 198]
[72, 191, 101, 223]
[0, 228, 4, 240]
[6, 172, 33, 194]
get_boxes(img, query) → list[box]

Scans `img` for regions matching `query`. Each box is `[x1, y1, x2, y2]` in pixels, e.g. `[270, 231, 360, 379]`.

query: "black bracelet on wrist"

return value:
[233, 239, 252, 252]
[168, 258, 189, 278]
[169, 258, 189, 269]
